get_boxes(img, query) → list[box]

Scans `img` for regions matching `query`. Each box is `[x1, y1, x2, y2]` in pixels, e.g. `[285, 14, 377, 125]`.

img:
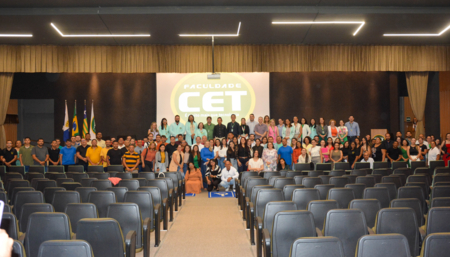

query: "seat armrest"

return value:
[367, 227, 375, 235]
[168, 189, 173, 198]
[419, 226, 426, 241]
[125, 230, 137, 257]
[18, 233, 25, 244]
[72, 233, 77, 239]
[316, 227, 323, 237]
[154, 204, 161, 247]
[262, 228, 271, 257]
[154, 203, 161, 219]
[256, 216, 263, 231]
[143, 218, 151, 257]
[162, 198, 168, 230]
[256, 216, 264, 254]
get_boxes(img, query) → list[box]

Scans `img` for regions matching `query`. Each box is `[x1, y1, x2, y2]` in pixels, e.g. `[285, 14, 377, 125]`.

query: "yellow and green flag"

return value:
[72, 101, 79, 136]
[82, 101, 89, 138]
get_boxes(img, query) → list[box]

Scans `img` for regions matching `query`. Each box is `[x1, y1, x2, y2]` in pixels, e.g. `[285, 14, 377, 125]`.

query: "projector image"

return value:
[207, 73, 221, 79]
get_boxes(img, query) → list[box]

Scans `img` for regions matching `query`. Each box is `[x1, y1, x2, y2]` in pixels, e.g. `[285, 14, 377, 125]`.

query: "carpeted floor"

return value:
[144, 190, 256, 257]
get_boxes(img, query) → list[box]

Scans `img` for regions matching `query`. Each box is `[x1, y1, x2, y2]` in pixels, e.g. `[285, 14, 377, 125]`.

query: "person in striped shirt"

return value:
[122, 145, 140, 173]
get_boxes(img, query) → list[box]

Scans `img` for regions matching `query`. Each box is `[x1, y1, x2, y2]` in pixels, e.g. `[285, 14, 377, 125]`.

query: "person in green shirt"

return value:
[19, 137, 34, 172]
[169, 115, 185, 141]
[203, 116, 215, 141]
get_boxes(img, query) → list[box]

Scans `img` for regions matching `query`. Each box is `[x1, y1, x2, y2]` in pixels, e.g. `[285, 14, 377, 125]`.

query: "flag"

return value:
[89, 101, 96, 140]
[82, 101, 89, 138]
[62, 101, 70, 142]
[72, 101, 79, 137]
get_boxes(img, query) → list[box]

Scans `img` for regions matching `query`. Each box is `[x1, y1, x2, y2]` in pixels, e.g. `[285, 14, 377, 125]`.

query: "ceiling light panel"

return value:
[179, 22, 241, 37]
[272, 21, 365, 36]
[384, 24, 450, 36]
[50, 23, 150, 37]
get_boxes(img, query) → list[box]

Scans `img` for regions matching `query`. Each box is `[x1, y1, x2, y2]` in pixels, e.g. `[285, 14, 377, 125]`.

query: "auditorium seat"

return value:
[431, 197, 450, 207]
[107, 187, 128, 202]
[329, 177, 349, 188]
[374, 208, 420, 256]
[13, 191, 44, 217]
[324, 209, 368, 257]
[19, 203, 54, 232]
[424, 207, 450, 235]
[294, 163, 311, 171]
[245, 185, 273, 229]
[319, 175, 332, 184]
[11, 187, 34, 205]
[47, 173, 67, 180]
[367, 174, 382, 184]
[293, 175, 305, 185]
[433, 167, 450, 176]
[64, 203, 98, 233]
[159, 177, 177, 213]
[1, 212, 20, 240]
[334, 163, 350, 171]
[393, 167, 412, 177]
[8, 180, 30, 199]
[56, 178, 74, 187]
[398, 186, 426, 213]
[281, 185, 304, 201]
[314, 184, 334, 200]
[135, 178, 147, 188]
[345, 183, 366, 199]
[291, 188, 320, 210]
[94, 173, 110, 180]
[47, 165, 65, 173]
[262, 171, 281, 179]
[316, 163, 332, 171]
[36, 180, 57, 192]
[13, 240, 26, 257]
[0, 191, 6, 206]
[382, 176, 402, 189]
[164, 172, 182, 206]
[147, 179, 173, 225]
[8, 166, 25, 176]
[76, 187, 97, 203]
[327, 188, 355, 209]
[356, 234, 411, 257]
[236, 171, 258, 201]
[392, 161, 408, 170]
[352, 169, 368, 176]
[406, 182, 429, 200]
[24, 213, 72, 257]
[119, 179, 140, 191]
[88, 191, 117, 218]
[356, 176, 376, 188]
[61, 182, 83, 191]
[28, 166, 44, 175]
[290, 237, 345, 257]
[363, 187, 390, 209]
[415, 167, 431, 177]
[420, 233, 450, 257]
[240, 177, 267, 216]
[263, 210, 316, 257]
[3, 204, 11, 213]
[107, 203, 151, 257]
[431, 186, 450, 200]
[37, 240, 94, 257]
[343, 174, 358, 184]
[91, 179, 113, 190]
[307, 170, 324, 177]
[268, 176, 283, 187]
[116, 173, 133, 180]
[390, 198, 424, 226]
[349, 199, 381, 228]
[107, 165, 124, 173]
[81, 178, 98, 187]
[87, 165, 104, 173]
[5, 173, 23, 184]
[52, 191, 81, 212]
[139, 186, 166, 237]
[285, 171, 303, 178]
[302, 177, 322, 188]
[372, 168, 390, 177]
[76, 218, 136, 257]
[138, 172, 156, 180]
[26, 173, 44, 181]
[307, 200, 339, 232]
[68, 165, 84, 173]
[123, 191, 156, 223]
[374, 183, 397, 201]
[393, 174, 407, 186]
[329, 170, 346, 177]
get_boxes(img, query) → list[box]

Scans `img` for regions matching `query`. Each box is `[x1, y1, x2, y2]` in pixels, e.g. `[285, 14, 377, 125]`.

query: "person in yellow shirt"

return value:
[86, 139, 102, 166]
[100, 139, 112, 172]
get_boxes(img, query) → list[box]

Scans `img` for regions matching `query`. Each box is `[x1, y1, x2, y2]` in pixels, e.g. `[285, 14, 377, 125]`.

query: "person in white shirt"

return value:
[214, 139, 227, 170]
[247, 114, 258, 135]
[309, 140, 321, 165]
[428, 141, 441, 165]
[117, 138, 125, 149]
[360, 151, 374, 169]
[194, 136, 204, 152]
[298, 148, 311, 164]
[248, 149, 264, 174]
[220, 160, 239, 191]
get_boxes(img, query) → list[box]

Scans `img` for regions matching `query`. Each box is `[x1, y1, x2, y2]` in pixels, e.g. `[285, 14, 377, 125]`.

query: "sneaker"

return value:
[225, 187, 230, 192]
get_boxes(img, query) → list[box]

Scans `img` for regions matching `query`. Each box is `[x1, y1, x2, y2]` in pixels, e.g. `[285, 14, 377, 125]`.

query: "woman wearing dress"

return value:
[237, 137, 251, 172]
[183, 145, 191, 175]
[262, 142, 278, 171]
[292, 141, 303, 167]
[400, 139, 410, 166]
[155, 144, 169, 173]
[195, 122, 208, 141]
[327, 119, 339, 142]
[159, 118, 170, 143]
[189, 145, 201, 169]
[337, 120, 348, 143]
[185, 115, 197, 146]
[342, 141, 350, 163]
[240, 118, 250, 139]
[268, 119, 279, 140]
[309, 119, 317, 140]
[330, 142, 343, 169]
[316, 117, 328, 144]
[297, 148, 311, 164]
[213, 139, 227, 170]
[408, 138, 422, 166]
[320, 140, 330, 163]
[226, 141, 239, 171]
[205, 159, 221, 192]
[371, 137, 386, 162]
[300, 118, 311, 142]
[282, 118, 295, 146]
[185, 162, 203, 194]
[309, 140, 321, 165]
[440, 133, 450, 166]
[248, 150, 264, 174]
[292, 116, 302, 141]
[148, 122, 159, 139]
[169, 144, 184, 172]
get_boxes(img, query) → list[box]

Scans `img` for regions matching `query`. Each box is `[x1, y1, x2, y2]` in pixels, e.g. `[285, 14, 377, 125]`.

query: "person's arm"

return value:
[407, 147, 412, 160]
[122, 157, 128, 170]
[381, 148, 386, 162]
[107, 152, 111, 166]
[337, 151, 343, 162]
[132, 157, 140, 171]
[356, 123, 360, 137]
[320, 149, 324, 163]
[86, 150, 95, 165]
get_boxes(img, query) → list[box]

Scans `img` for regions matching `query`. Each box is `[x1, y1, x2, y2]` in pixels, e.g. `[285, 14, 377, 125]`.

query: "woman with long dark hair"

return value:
[159, 118, 170, 143]
[237, 137, 250, 172]
[282, 118, 294, 146]
[214, 139, 227, 170]
[227, 141, 238, 170]
[183, 145, 191, 175]
[185, 114, 197, 146]
[190, 144, 201, 169]
[316, 117, 328, 144]
[310, 118, 317, 140]
[185, 161, 203, 194]
[440, 133, 450, 166]
[277, 158, 291, 171]
[205, 159, 221, 192]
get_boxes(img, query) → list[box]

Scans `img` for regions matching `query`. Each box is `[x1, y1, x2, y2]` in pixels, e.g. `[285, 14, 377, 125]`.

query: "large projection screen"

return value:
[156, 73, 270, 125]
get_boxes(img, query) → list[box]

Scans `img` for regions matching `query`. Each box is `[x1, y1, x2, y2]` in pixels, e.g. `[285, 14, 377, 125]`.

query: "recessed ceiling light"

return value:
[50, 23, 150, 37]
[179, 22, 241, 37]
[0, 34, 32, 37]
[384, 24, 450, 37]
[272, 21, 365, 36]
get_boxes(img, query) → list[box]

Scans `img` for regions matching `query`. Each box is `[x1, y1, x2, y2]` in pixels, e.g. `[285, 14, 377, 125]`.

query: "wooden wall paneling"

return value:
[440, 72, 450, 139]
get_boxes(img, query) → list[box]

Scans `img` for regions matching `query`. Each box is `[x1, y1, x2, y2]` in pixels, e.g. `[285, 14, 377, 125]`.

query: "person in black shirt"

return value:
[1, 140, 17, 171]
[386, 141, 402, 163]
[76, 139, 90, 171]
[382, 133, 394, 151]
[252, 139, 264, 160]
[48, 140, 61, 165]
[213, 117, 227, 139]
[108, 141, 124, 165]
[237, 137, 250, 172]
[347, 141, 360, 169]
[342, 141, 350, 162]
[227, 114, 241, 138]
[371, 137, 386, 162]
[166, 136, 178, 164]
[205, 159, 221, 192]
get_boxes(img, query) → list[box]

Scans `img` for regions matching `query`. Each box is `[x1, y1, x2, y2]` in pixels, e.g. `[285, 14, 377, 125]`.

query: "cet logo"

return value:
[171, 73, 255, 123]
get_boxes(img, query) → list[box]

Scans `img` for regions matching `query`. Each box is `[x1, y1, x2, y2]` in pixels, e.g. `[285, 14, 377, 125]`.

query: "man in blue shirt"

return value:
[169, 115, 185, 141]
[345, 116, 360, 143]
[59, 139, 77, 172]
[277, 138, 293, 166]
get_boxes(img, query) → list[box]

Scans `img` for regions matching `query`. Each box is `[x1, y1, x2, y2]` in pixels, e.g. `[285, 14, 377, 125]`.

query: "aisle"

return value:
[153, 191, 256, 257]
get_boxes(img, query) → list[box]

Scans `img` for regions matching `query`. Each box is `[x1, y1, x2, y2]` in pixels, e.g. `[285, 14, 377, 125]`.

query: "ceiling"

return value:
[1, 0, 450, 45]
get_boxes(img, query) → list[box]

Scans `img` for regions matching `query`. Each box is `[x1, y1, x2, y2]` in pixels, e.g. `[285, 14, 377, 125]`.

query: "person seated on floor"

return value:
[185, 161, 203, 194]
[219, 160, 239, 192]
[205, 159, 221, 192]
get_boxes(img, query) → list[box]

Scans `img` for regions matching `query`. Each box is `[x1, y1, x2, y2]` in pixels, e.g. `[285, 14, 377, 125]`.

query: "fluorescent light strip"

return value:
[272, 21, 365, 36]
[384, 24, 450, 37]
[179, 22, 241, 37]
[51, 23, 150, 37]
[0, 34, 32, 37]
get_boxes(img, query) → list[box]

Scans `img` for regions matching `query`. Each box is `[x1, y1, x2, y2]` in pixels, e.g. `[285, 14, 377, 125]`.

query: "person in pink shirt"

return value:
[268, 119, 279, 139]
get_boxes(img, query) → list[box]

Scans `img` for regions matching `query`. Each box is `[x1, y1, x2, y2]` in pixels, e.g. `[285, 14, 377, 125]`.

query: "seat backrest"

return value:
[293, 175, 305, 185]
[25, 213, 72, 257]
[115, 172, 132, 180]
[106, 187, 128, 202]
[273, 178, 294, 189]
[431, 197, 450, 208]
[316, 163, 332, 171]
[107, 165, 124, 172]
[263, 201, 297, 234]
[432, 174, 450, 186]
[421, 233, 450, 257]
[91, 180, 113, 190]
[349, 199, 381, 228]
[0, 191, 7, 205]
[292, 188, 321, 210]
[138, 172, 156, 180]
[8, 180, 30, 197]
[414, 167, 431, 176]
[431, 186, 450, 199]
[76, 218, 125, 257]
[356, 234, 411, 257]
[356, 176, 376, 188]
[56, 178, 74, 187]
[61, 182, 83, 191]
[302, 177, 322, 188]
[68, 165, 84, 173]
[94, 173, 110, 180]
[324, 209, 368, 257]
[390, 198, 423, 226]
[255, 188, 283, 218]
[64, 203, 98, 233]
[164, 172, 179, 188]
[147, 179, 169, 199]
[87, 191, 117, 218]
[11, 187, 35, 205]
[314, 184, 335, 200]
[327, 188, 355, 209]
[81, 178, 98, 188]
[282, 185, 304, 200]
[398, 186, 426, 212]
[1, 212, 19, 240]
[294, 163, 311, 171]
[118, 179, 140, 191]
[268, 176, 284, 186]
[319, 175, 332, 184]
[43, 187, 66, 203]
[26, 173, 45, 181]
[363, 187, 390, 209]
[352, 169, 368, 176]
[47, 165, 65, 173]
[407, 174, 430, 186]
[434, 167, 450, 176]
[343, 175, 358, 184]
[37, 240, 94, 257]
[290, 237, 345, 257]
[330, 177, 350, 188]
[374, 183, 397, 201]
[13, 191, 44, 216]
[394, 167, 412, 177]
[36, 180, 57, 192]
[139, 186, 162, 206]
[286, 171, 303, 178]
[375, 208, 419, 256]
[250, 185, 274, 204]
[123, 191, 154, 221]
[52, 191, 81, 212]
[262, 171, 281, 179]
[329, 170, 346, 177]
[308, 170, 324, 177]
[245, 178, 268, 195]
[372, 168, 390, 177]
[271, 210, 316, 257]
[307, 200, 339, 231]
[107, 203, 143, 250]
[72, 173, 89, 183]
[426, 207, 450, 235]
[239, 171, 259, 186]
[344, 184, 366, 199]
[382, 176, 402, 189]
[87, 165, 104, 173]
[19, 203, 54, 233]
[75, 187, 97, 203]
[405, 182, 429, 200]
[335, 162, 350, 170]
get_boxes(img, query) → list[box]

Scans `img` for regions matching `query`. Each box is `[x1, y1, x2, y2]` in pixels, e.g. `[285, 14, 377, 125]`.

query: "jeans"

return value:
[229, 158, 238, 171]
[183, 163, 188, 174]
[143, 160, 154, 172]
[218, 157, 225, 170]
[201, 162, 207, 188]
[238, 157, 249, 173]
[220, 178, 236, 189]
[156, 163, 167, 173]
